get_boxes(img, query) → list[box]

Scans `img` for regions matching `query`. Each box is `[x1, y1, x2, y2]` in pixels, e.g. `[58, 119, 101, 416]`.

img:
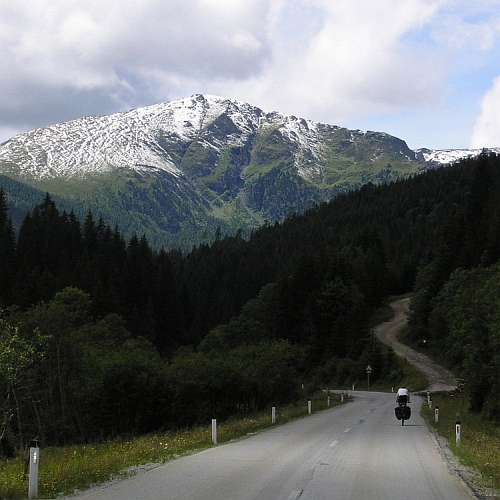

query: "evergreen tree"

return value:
[0, 189, 16, 306]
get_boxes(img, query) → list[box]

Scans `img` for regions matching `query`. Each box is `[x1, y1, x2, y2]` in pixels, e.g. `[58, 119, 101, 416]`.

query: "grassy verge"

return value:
[368, 296, 427, 393]
[396, 314, 500, 497]
[421, 390, 500, 499]
[369, 354, 428, 394]
[0, 392, 343, 499]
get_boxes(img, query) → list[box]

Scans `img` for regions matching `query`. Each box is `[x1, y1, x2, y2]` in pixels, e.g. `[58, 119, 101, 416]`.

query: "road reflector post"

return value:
[455, 413, 461, 446]
[434, 406, 439, 423]
[308, 400, 312, 414]
[212, 419, 217, 445]
[272, 406, 276, 424]
[28, 440, 39, 499]
[341, 393, 344, 403]
[327, 395, 330, 407]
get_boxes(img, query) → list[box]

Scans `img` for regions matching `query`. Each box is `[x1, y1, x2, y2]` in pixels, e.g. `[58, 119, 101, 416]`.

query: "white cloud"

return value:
[0, 0, 275, 137]
[1, 0, 271, 87]
[218, 0, 447, 123]
[471, 76, 500, 148]
[432, 1, 500, 51]
[1, 0, 500, 148]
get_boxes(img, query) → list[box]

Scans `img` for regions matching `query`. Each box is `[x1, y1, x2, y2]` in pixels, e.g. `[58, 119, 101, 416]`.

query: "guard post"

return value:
[28, 440, 40, 499]
[455, 413, 461, 446]
[211, 419, 217, 445]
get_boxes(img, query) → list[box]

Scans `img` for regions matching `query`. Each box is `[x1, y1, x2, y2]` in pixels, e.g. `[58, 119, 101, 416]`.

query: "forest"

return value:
[1, 151, 500, 455]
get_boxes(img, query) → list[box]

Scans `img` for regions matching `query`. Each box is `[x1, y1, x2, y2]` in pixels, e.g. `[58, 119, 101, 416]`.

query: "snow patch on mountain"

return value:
[0, 94, 333, 182]
[1, 94, 499, 183]
[416, 147, 500, 165]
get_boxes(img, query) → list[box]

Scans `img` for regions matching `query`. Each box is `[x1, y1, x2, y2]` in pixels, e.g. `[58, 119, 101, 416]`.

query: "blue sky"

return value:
[1, 0, 500, 150]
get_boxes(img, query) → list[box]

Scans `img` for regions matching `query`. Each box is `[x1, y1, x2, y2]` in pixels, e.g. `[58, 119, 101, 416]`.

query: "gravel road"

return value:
[374, 298, 459, 394]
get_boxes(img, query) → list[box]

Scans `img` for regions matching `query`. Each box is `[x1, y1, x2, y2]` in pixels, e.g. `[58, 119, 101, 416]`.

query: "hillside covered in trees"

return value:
[1, 152, 500, 454]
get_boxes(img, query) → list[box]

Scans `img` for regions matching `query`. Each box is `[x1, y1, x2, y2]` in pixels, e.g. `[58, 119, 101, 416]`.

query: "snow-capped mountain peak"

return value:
[0, 95, 264, 180]
[2, 94, 500, 250]
[1, 94, 497, 182]
[416, 147, 500, 165]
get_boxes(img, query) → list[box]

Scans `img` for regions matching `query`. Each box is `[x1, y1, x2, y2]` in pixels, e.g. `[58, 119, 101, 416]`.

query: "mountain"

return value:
[415, 147, 500, 166]
[0, 94, 497, 249]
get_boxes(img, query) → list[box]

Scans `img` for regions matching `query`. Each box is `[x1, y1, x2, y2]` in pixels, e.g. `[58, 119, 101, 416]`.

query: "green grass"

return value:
[421, 390, 500, 498]
[0, 393, 342, 499]
[367, 354, 428, 394]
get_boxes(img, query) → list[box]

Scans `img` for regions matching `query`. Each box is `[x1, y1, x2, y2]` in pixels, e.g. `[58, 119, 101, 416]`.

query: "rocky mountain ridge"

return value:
[0, 94, 498, 249]
[0, 94, 419, 180]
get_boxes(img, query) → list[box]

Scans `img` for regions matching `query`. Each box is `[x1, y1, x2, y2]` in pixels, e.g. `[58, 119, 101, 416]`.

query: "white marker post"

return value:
[272, 406, 276, 424]
[211, 419, 217, 445]
[455, 413, 461, 446]
[434, 406, 439, 423]
[28, 440, 40, 499]
[308, 400, 312, 414]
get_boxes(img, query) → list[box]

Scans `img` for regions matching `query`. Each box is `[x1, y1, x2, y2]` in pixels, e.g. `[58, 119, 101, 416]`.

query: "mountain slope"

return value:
[0, 94, 495, 249]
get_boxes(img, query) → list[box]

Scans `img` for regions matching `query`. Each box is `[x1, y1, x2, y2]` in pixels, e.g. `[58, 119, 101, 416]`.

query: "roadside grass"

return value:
[368, 354, 428, 394]
[390, 303, 500, 496]
[0, 392, 343, 499]
[375, 296, 499, 497]
[421, 390, 500, 497]
[369, 296, 428, 393]
[369, 301, 397, 328]
[397, 318, 500, 497]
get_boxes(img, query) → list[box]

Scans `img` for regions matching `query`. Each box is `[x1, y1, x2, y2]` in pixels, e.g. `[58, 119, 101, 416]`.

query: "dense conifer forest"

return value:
[1, 152, 500, 454]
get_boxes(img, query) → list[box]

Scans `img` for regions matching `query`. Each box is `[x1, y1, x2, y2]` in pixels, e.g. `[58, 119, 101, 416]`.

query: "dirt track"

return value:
[375, 298, 459, 394]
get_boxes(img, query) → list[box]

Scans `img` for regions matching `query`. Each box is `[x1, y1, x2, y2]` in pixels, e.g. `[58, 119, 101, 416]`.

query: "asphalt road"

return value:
[71, 392, 474, 500]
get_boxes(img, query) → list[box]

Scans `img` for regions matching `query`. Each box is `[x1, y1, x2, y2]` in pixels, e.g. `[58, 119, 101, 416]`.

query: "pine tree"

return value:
[0, 189, 16, 305]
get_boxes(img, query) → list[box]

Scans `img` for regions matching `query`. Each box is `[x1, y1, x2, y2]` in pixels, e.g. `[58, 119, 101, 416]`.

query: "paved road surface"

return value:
[70, 392, 474, 500]
[62, 300, 475, 500]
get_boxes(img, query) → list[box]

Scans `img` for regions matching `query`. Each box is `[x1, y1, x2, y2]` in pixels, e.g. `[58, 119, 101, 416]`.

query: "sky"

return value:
[1, 0, 500, 150]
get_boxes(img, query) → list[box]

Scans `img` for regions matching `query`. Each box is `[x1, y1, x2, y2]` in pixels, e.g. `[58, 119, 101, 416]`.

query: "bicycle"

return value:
[395, 399, 411, 425]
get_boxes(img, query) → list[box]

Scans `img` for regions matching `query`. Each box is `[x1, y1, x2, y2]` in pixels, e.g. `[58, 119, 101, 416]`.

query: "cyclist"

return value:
[396, 386, 410, 405]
